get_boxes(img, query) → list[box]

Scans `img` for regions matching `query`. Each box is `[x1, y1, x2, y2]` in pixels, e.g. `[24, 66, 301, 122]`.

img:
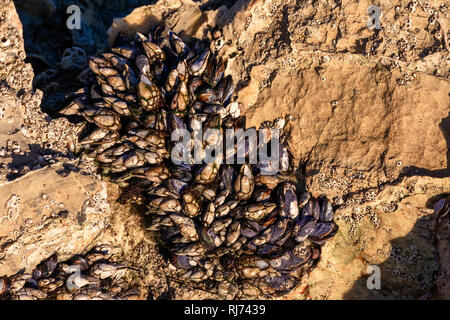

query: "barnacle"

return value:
[58, 25, 339, 297]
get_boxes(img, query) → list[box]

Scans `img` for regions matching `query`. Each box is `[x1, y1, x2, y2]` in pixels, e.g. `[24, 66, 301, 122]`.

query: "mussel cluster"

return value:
[0, 245, 138, 300]
[60, 26, 338, 297]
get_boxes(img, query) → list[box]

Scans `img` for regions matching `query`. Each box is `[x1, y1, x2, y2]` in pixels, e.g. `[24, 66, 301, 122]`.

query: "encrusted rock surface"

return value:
[1, 0, 449, 299]
[0, 0, 110, 277]
[0, 168, 110, 276]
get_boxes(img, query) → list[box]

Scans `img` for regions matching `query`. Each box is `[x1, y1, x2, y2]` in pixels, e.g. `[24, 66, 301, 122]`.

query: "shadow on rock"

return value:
[212, 0, 247, 26]
[400, 112, 450, 178]
[344, 195, 449, 299]
[13, 0, 155, 113]
[6, 143, 77, 180]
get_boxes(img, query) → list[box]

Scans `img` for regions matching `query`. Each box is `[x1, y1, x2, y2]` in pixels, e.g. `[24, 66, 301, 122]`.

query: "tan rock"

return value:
[0, 167, 109, 276]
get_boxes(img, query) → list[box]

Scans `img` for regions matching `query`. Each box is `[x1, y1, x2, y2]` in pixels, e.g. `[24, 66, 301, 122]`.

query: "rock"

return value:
[0, 167, 110, 276]
[107, 0, 210, 46]
[314, 175, 449, 299]
[0, 0, 110, 277]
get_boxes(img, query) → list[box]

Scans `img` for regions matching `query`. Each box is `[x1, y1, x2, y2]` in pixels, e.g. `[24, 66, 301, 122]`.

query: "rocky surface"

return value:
[0, 0, 449, 299]
[0, 0, 110, 277]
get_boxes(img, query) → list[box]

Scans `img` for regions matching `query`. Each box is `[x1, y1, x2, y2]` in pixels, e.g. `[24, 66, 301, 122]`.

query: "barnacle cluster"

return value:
[57, 25, 338, 297]
[0, 245, 139, 300]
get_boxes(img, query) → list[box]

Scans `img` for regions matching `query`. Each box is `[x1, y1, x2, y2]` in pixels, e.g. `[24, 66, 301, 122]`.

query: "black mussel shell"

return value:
[257, 244, 283, 256]
[268, 245, 312, 271]
[262, 274, 297, 294]
[32, 254, 58, 280]
[309, 222, 338, 244]
[171, 254, 197, 269]
[293, 215, 317, 242]
[319, 197, 334, 222]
